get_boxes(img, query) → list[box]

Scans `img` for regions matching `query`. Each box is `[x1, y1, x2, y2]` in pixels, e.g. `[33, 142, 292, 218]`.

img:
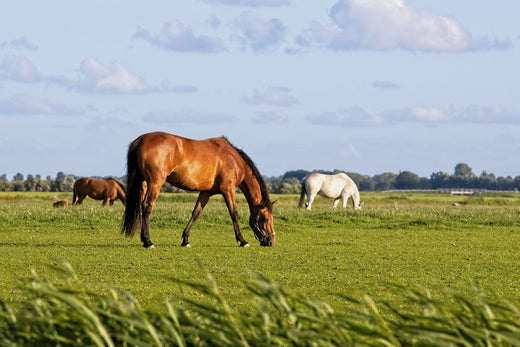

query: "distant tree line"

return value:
[1, 163, 519, 193]
[0, 172, 77, 192]
[272, 163, 520, 193]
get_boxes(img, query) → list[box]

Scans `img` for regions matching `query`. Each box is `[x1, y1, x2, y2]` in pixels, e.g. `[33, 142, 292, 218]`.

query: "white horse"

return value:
[298, 173, 362, 210]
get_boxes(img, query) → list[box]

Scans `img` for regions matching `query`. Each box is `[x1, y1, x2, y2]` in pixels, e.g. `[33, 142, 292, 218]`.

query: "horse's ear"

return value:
[272, 200, 278, 205]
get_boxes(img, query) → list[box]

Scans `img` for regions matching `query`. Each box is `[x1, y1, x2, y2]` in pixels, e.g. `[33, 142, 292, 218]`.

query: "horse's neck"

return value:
[351, 186, 360, 204]
[240, 170, 263, 209]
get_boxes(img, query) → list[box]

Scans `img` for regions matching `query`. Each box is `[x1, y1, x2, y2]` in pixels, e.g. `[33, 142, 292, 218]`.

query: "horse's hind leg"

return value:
[306, 191, 316, 210]
[342, 192, 351, 208]
[181, 192, 211, 247]
[141, 182, 161, 248]
[76, 194, 85, 205]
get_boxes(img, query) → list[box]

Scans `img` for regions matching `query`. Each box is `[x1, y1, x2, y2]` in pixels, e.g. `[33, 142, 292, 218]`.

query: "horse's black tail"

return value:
[122, 138, 144, 238]
[72, 189, 77, 204]
[298, 177, 307, 208]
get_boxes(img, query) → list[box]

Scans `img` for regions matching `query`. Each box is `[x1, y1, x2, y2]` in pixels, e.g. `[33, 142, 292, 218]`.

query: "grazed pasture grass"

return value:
[1, 191, 520, 315]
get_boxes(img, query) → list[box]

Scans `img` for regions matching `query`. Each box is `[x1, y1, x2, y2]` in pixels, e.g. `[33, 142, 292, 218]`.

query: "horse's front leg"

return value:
[333, 198, 340, 208]
[342, 192, 351, 208]
[222, 191, 249, 247]
[181, 192, 211, 247]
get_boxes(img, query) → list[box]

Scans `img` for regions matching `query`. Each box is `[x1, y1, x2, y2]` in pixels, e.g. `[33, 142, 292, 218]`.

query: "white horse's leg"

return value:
[333, 198, 340, 208]
[342, 193, 351, 208]
[306, 190, 316, 210]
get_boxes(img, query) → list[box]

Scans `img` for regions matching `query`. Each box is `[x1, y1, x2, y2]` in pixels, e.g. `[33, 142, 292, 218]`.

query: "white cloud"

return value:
[234, 12, 286, 51]
[0, 37, 38, 50]
[307, 107, 382, 126]
[77, 58, 152, 94]
[160, 80, 198, 93]
[303, 0, 511, 52]
[133, 20, 225, 53]
[143, 109, 236, 124]
[0, 94, 81, 116]
[449, 104, 520, 124]
[408, 108, 449, 122]
[295, 21, 335, 48]
[308, 105, 520, 127]
[372, 80, 400, 89]
[253, 110, 288, 123]
[0, 55, 41, 83]
[242, 87, 298, 107]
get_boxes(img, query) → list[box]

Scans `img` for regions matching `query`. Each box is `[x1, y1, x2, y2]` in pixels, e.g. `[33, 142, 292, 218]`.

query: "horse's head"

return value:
[250, 200, 276, 246]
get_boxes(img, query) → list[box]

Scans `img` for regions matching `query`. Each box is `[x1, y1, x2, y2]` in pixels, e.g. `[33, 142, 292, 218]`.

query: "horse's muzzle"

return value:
[259, 232, 275, 247]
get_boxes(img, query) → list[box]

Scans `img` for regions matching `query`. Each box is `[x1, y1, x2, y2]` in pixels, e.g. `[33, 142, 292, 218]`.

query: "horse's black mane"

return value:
[222, 137, 271, 204]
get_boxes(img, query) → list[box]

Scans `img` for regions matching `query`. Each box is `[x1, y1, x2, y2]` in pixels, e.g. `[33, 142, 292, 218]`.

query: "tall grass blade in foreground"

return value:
[1, 264, 520, 346]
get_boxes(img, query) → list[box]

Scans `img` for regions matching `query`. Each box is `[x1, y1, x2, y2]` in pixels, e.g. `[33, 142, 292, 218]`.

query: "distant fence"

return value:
[383, 189, 518, 195]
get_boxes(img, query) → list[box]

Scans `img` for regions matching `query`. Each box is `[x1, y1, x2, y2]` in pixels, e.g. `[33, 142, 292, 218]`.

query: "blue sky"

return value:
[1, 0, 519, 179]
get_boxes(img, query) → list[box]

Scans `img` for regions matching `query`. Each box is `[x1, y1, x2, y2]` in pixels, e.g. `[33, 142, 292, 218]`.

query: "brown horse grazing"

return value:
[73, 178, 126, 206]
[122, 131, 276, 248]
[53, 200, 72, 207]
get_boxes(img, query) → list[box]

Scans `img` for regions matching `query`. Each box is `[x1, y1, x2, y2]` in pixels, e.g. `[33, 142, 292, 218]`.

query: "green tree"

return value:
[54, 172, 75, 192]
[24, 174, 35, 191]
[454, 163, 474, 178]
[279, 177, 300, 194]
[395, 171, 420, 189]
[0, 174, 7, 191]
[13, 173, 24, 182]
[373, 172, 397, 191]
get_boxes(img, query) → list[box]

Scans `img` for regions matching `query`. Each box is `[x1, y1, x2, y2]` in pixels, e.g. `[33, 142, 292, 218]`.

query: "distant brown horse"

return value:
[53, 200, 72, 207]
[73, 178, 126, 206]
[122, 131, 276, 248]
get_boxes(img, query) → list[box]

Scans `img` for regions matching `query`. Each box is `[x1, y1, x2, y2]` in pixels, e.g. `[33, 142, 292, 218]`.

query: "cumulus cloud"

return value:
[234, 12, 286, 51]
[133, 20, 225, 53]
[204, 0, 289, 6]
[449, 104, 520, 124]
[0, 55, 41, 83]
[160, 80, 198, 93]
[253, 110, 288, 123]
[0, 37, 38, 50]
[302, 0, 511, 52]
[76, 58, 152, 94]
[372, 80, 400, 89]
[0, 94, 81, 116]
[295, 21, 336, 48]
[242, 87, 298, 107]
[143, 109, 236, 124]
[307, 107, 383, 126]
[308, 105, 520, 127]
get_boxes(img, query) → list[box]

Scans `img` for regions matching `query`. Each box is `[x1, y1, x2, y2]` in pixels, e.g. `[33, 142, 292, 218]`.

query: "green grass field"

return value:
[1, 190, 520, 316]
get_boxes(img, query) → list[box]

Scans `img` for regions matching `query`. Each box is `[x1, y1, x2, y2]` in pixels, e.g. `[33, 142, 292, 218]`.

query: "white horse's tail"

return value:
[298, 177, 307, 208]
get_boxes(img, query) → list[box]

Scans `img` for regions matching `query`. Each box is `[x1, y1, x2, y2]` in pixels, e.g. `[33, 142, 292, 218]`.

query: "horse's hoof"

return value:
[240, 242, 250, 248]
[181, 243, 191, 248]
[143, 243, 155, 249]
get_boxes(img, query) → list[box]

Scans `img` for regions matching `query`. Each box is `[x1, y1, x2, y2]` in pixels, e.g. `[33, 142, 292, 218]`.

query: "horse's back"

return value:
[307, 173, 349, 198]
[73, 177, 89, 189]
[136, 132, 244, 191]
